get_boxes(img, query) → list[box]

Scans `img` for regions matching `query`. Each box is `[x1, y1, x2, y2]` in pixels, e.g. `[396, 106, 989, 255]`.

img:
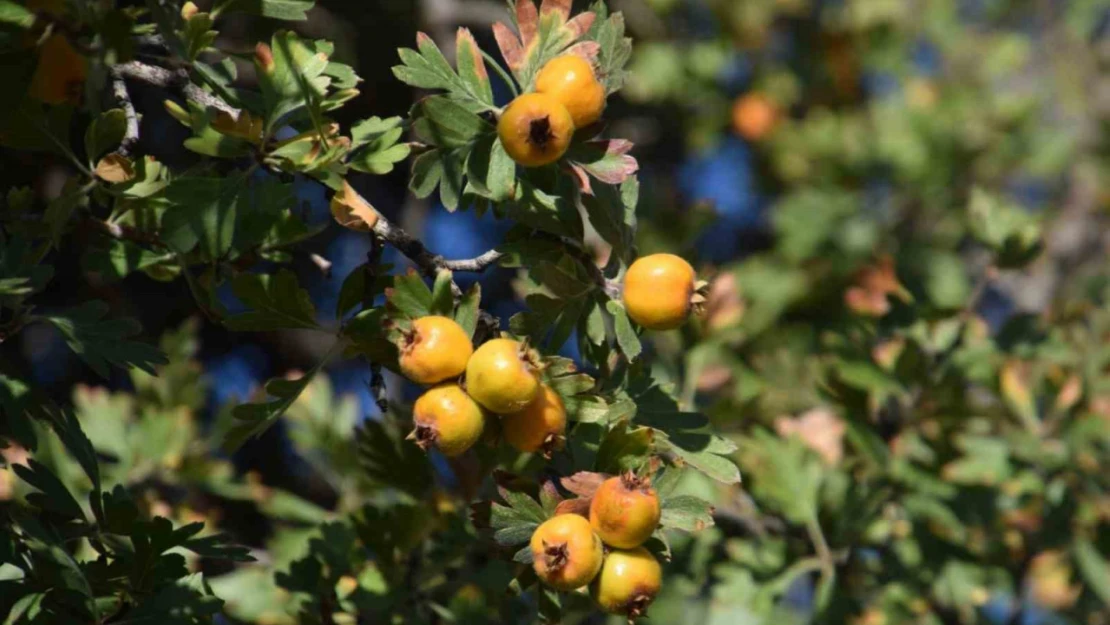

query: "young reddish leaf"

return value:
[493, 22, 525, 74]
[554, 497, 590, 517]
[516, 0, 539, 49]
[564, 41, 601, 63]
[563, 12, 596, 39]
[567, 139, 639, 188]
[560, 471, 607, 498]
[540, 0, 572, 20]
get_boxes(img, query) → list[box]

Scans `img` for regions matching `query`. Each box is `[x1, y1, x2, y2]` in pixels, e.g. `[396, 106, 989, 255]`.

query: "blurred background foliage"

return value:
[4, 0, 1110, 624]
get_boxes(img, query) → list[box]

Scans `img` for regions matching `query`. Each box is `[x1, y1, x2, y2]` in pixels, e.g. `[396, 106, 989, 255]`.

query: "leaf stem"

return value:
[481, 48, 519, 100]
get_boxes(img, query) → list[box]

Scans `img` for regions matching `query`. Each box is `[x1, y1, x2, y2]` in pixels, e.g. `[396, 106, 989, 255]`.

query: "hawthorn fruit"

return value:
[497, 93, 574, 167]
[591, 546, 663, 618]
[530, 514, 604, 591]
[464, 338, 540, 414]
[622, 253, 698, 330]
[410, 383, 486, 457]
[398, 316, 473, 385]
[535, 55, 606, 128]
[589, 473, 661, 549]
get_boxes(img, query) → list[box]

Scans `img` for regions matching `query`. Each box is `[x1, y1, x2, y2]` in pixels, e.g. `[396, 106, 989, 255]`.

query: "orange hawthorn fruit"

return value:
[592, 546, 663, 618]
[410, 383, 486, 457]
[497, 93, 574, 167]
[622, 253, 699, 330]
[731, 93, 778, 141]
[530, 514, 604, 591]
[502, 383, 566, 457]
[464, 338, 540, 414]
[398, 316, 473, 385]
[535, 55, 606, 128]
[589, 473, 661, 549]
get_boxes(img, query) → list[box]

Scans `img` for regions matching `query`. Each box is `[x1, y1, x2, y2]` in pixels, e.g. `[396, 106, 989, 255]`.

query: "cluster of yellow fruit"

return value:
[497, 55, 606, 167]
[400, 318, 565, 458]
[400, 252, 701, 458]
[531, 473, 663, 618]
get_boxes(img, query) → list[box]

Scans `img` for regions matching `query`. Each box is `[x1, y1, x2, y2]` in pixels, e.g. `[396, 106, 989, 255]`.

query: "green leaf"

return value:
[428, 269, 455, 316]
[490, 487, 546, 547]
[660, 495, 715, 533]
[455, 28, 495, 107]
[41, 300, 168, 377]
[162, 176, 242, 259]
[606, 300, 641, 360]
[0, 233, 52, 297]
[81, 239, 172, 283]
[12, 459, 85, 519]
[43, 181, 88, 245]
[595, 421, 654, 474]
[84, 109, 128, 162]
[585, 6, 634, 94]
[224, 270, 319, 331]
[580, 181, 635, 262]
[1075, 538, 1110, 608]
[349, 116, 410, 175]
[356, 419, 433, 495]
[413, 95, 492, 149]
[220, 0, 315, 20]
[224, 353, 330, 452]
[967, 187, 1043, 268]
[455, 283, 481, 338]
[0, 1, 35, 28]
[259, 31, 330, 127]
[389, 270, 433, 319]
[393, 32, 495, 112]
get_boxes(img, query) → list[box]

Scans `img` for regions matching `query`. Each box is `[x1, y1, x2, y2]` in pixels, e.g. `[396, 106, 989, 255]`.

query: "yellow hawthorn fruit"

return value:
[29, 34, 87, 105]
[535, 55, 606, 128]
[502, 383, 566, 457]
[497, 93, 574, 167]
[398, 316, 473, 385]
[622, 253, 698, 330]
[464, 338, 540, 413]
[530, 514, 604, 591]
[592, 546, 663, 618]
[410, 383, 486, 457]
[731, 93, 778, 141]
[589, 473, 661, 549]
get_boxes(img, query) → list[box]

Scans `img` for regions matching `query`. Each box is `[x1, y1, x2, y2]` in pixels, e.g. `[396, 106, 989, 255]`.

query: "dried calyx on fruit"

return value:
[589, 471, 661, 549]
[502, 383, 567, 458]
[464, 337, 542, 414]
[592, 546, 663, 618]
[530, 514, 604, 591]
[497, 93, 575, 167]
[398, 316, 473, 385]
[409, 384, 487, 457]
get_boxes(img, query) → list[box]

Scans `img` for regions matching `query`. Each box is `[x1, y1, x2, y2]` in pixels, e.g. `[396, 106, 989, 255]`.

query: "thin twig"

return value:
[108, 68, 141, 157]
[113, 60, 239, 119]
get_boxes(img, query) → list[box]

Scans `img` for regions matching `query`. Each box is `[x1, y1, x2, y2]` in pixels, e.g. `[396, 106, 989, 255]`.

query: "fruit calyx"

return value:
[619, 470, 651, 493]
[528, 116, 555, 150]
[541, 539, 570, 571]
[540, 432, 565, 459]
[624, 592, 655, 621]
[689, 279, 711, 315]
[408, 423, 437, 451]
